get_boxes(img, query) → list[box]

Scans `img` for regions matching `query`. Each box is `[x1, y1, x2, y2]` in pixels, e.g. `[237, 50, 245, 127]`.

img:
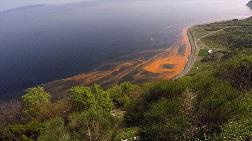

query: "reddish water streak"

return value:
[144, 28, 191, 79]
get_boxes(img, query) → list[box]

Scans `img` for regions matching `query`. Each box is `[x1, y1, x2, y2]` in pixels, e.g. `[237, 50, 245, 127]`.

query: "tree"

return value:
[68, 86, 96, 111]
[22, 86, 50, 107]
[22, 86, 51, 117]
[91, 84, 113, 111]
[96, 91, 113, 111]
[69, 85, 113, 111]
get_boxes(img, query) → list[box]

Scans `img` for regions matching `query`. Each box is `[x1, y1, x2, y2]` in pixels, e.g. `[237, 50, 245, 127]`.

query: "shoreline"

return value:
[176, 15, 252, 78]
[4, 17, 251, 100]
[9, 28, 197, 100]
[175, 27, 198, 78]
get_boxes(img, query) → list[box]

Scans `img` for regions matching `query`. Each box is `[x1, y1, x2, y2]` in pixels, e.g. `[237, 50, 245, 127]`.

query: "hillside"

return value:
[0, 17, 252, 141]
[247, 0, 252, 9]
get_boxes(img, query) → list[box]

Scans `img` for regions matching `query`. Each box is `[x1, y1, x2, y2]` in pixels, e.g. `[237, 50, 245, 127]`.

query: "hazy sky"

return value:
[0, 0, 90, 11]
[0, 0, 250, 12]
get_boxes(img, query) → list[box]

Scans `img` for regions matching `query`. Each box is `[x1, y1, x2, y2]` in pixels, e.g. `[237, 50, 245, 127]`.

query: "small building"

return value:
[208, 50, 213, 54]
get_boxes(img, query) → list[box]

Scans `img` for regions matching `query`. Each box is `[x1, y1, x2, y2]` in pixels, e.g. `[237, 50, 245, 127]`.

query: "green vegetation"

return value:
[68, 108, 116, 141]
[201, 27, 252, 49]
[0, 82, 138, 141]
[22, 86, 50, 107]
[107, 82, 138, 108]
[38, 117, 70, 141]
[113, 128, 139, 141]
[198, 49, 209, 56]
[21, 86, 51, 118]
[0, 17, 252, 141]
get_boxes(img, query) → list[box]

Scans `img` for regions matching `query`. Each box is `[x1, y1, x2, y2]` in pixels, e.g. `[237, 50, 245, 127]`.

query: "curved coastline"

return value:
[176, 15, 252, 79]
[176, 27, 198, 78]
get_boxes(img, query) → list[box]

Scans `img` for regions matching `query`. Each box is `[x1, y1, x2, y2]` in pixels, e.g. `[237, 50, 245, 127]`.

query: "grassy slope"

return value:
[189, 17, 252, 74]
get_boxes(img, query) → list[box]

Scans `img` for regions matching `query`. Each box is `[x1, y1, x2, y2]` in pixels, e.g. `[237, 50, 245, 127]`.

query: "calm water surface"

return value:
[0, 0, 251, 98]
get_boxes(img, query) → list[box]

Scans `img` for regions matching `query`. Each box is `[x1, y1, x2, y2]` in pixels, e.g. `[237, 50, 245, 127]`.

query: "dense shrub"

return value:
[69, 85, 113, 111]
[21, 86, 51, 119]
[125, 80, 187, 126]
[216, 91, 252, 140]
[38, 117, 70, 141]
[107, 82, 137, 108]
[219, 117, 252, 141]
[141, 99, 188, 141]
[3, 121, 43, 141]
[113, 128, 139, 141]
[91, 84, 113, 111]
[217, 54, 252, 91]
[68, 108, 116, 141]
[68, 86, 96, 111]
[189, 72, 241, 137]
[22, 86, 50, 107]
[33, 99, 72, 121]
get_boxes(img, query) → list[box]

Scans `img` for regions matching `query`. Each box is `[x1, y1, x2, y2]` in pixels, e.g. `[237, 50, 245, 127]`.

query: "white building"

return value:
[208, 50, 213, 54]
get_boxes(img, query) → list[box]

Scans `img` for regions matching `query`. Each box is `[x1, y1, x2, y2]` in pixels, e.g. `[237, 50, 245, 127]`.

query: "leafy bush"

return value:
[189, 72, 242, 139]
[141, 99, 188, 141]
[125, 80, 188, 139]
[22, 86, 50, 106]
[3, 121, 43, 141]
[22, 86, 51, 118]
[68, 86, 96, 111]
[22, 86, 50, 107]
[69, 85, 113, 111]
[140, 80, 187, 106]
[108, 82, 137, 108]
[91, 84, 113, 111]
[38, 117, 70, 141]
[68, 108, 116, 141]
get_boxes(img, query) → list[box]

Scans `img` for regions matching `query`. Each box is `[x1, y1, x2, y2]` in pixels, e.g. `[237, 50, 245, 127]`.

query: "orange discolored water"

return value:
[143, 28, 191, 79]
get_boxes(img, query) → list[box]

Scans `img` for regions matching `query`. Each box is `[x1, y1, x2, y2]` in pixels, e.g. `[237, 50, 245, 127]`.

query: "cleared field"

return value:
[198, 49, 209, 56]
